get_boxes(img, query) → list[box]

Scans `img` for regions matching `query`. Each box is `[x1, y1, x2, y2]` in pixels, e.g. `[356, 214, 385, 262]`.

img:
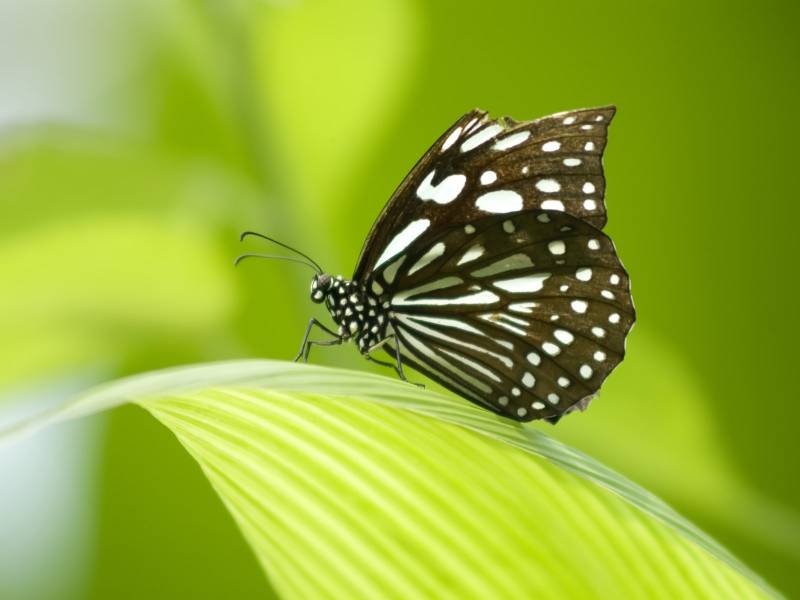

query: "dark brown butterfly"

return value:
[239, 107, 635, 423]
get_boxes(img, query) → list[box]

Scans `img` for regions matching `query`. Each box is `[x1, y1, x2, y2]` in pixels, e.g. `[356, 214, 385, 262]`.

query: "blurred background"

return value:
[1, 0, 799, 598]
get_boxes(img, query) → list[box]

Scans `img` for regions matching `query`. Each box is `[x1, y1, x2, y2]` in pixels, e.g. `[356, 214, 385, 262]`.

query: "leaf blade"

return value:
[1, 360, 780, 599]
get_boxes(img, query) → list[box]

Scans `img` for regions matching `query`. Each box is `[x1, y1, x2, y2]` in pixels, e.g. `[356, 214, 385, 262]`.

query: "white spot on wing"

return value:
[375, 218, 430, 267]
[541, 200, 565, 211]
[554, 329, 574, 345]
[480, 170, 497, 185]
[522, 372, 536, 387]
[536, 179, 561, 193]
[583, 182, 596, 194]
[570, 300, 588, 313]
[417, 170, 467, 204]
[461, 123, 503, 152]
[493, 130, 530, 150]
[542, 141, 560, 152]
[576, 267, 592, 282]
[563, 158, 582, 167]
[543, 342, 560, 356]
[548, 240, 566, 255]
[441, 126, 462, 152]
[475, 190, 523, 213]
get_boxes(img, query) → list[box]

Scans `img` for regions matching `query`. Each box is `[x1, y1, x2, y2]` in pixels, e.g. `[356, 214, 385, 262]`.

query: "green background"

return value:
[1, 0, 798, 598]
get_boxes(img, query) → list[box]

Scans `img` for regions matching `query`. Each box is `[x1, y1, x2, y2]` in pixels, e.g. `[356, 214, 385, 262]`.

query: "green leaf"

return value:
[2, 361, 780, 599]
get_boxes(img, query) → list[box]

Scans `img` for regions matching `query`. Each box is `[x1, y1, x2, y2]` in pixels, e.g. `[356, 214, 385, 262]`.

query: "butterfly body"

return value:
[310, 274, 390, 351]
[249, 106, 635, 423]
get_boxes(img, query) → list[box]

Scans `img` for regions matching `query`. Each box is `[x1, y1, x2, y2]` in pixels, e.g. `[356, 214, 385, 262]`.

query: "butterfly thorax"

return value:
[310, 274, 389, 352]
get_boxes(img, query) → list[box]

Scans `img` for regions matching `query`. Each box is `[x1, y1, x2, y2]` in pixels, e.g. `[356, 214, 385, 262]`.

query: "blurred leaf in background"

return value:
[1, 0, 799, 598]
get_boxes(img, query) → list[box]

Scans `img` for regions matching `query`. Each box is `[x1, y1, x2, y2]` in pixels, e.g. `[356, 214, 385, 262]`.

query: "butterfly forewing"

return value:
[353, 106, 615, 282]
[375, 209, 633, 421]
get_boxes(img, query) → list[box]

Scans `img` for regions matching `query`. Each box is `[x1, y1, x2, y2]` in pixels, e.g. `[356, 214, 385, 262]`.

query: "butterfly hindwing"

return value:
[374, 209, 634, 422]
[353, 106, 615, 282]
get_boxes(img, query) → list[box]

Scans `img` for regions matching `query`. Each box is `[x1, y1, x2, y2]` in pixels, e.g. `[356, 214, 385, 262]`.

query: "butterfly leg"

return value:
[364, 335, 424, 388]
[294, 318, 342, 363]
[391, 336, 424, 388]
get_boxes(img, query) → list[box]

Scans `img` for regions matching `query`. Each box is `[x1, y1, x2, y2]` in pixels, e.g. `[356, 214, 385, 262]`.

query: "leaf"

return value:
[1, 361, 780, 599]
[552, 328, 800, 563]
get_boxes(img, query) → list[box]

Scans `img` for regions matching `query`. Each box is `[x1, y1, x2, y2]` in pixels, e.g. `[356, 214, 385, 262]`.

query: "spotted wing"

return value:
[374, 209, 634, 422]
[353, 106, 615, 283]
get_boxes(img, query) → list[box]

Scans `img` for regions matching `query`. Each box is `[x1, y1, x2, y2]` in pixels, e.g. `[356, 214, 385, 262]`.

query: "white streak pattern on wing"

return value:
[439, 347, 502, 383]
[391, 277, 462, 303]
[392, 288, 500, 307]
[400, 314, 485, 336]
[471, 253, 534, 278]
[398, 349, 492, 410]
[382, 255, 406, 284]
[509, 302, 539, 314]
[492, 273, 551, 293]
[375, 218, 430, 268]
[395, 313, 513, 368]
[457, 244, 485, 265]
[398, 328, 493, 394]
[408, 242, 446, 275]
[479, 313, 527, 337]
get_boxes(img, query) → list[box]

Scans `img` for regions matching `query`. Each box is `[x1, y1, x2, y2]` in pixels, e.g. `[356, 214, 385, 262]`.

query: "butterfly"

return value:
[238, 106, 635, 423]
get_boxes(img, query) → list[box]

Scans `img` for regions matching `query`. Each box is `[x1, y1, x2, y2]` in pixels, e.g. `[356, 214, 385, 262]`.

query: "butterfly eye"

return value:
[310, 274, 332, 303]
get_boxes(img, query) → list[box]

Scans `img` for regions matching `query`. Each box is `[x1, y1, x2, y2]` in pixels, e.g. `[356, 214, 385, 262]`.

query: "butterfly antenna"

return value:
[239, 231, 323, 274]
[233, 253, 321, 273]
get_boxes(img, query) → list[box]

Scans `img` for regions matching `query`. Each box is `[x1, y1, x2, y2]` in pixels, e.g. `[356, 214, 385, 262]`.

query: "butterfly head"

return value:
[310, 273, 334, 303]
